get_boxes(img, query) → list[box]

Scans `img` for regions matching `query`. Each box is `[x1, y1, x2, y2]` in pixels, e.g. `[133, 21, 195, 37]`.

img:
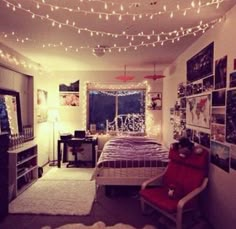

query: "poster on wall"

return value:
[36, 89, 48, 123]
[211, 124, 225, 142]
[215, 55, 227, 89]
[202, 75, 214, 92]
[186, 42, 214, 83]
[226, 89, 236, 144]
[147, 92, 162, 110]
[211, 141, 230, 173]
[212, 90, 226, 107]
[229, 72, 236, 88]
[59, 80, 80, 106]
[212, 107, 225, 125]
[186, 94, 211, 129]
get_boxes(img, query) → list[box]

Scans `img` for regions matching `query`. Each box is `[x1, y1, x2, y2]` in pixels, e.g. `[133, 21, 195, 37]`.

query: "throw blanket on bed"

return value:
[96, 136, 169, 168]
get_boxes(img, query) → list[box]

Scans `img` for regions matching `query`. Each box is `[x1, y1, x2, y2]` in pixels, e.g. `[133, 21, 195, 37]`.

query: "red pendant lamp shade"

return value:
[144, 64, 165, 80]
[115, 65, 135, 82]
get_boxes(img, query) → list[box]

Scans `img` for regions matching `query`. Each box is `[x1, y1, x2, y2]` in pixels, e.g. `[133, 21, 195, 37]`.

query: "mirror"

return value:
[0, 89, 22, 135]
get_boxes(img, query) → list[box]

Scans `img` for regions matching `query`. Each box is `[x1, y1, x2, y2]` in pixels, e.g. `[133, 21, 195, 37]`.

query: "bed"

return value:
[92, 136, 169, 187]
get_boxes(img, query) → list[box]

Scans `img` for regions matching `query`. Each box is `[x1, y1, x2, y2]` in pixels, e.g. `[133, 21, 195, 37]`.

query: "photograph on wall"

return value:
[215, 55, 227, 89]
[211, 124, 225, 143]
[59, 80, 80, 106]
[230, 145, 236, 170]
[192, 82, 203, 94]
[226, 89, 236, 144]
[147, 92, 162, 110]
[203, 75, 214, 92]
[212, 90, 226, 107]
[36, 89, 48, 123]
[229, 72, 236, 88]
[180, 97, 186, 109]
[199, 131, 210, 148]
[212, 107, 225, 125]
[59, 92, 80, 106]
[186, 94, 211, 129]
[211, 141, 230, 173]
[186, 84, 193, 96]
[187, 42, 214, 83]
[177, 83, 186, 98]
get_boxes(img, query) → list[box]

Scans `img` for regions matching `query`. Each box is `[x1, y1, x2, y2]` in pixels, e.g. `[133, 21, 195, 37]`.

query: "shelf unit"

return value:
[8, 140, 38, 201]
[0, 132, 9, 221]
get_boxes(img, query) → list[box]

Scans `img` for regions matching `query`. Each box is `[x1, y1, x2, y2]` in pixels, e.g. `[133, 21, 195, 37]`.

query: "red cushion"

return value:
[140, 187, 179, 213]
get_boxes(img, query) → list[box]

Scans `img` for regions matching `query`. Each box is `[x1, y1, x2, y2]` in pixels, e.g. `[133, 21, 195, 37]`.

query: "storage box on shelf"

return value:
[8, 140, 38, 201]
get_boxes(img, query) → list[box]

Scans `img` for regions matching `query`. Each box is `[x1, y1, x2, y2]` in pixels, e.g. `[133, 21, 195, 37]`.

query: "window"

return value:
[88, 90, 145, 132]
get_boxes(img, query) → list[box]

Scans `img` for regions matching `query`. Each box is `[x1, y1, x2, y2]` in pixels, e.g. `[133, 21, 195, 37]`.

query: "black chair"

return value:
[66, 141, 84, 168]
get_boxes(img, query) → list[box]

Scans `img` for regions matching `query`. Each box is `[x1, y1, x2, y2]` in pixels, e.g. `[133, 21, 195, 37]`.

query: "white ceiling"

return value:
[0, 0, 235, 72]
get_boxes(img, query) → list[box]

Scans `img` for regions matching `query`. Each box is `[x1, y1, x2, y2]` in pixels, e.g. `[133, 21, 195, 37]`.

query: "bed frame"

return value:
[93, 114, 169, 189]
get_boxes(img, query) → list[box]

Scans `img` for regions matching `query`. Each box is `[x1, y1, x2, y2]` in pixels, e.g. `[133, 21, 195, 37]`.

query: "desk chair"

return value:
[66, 141, 84, 168]
[140, 145, 209, 229]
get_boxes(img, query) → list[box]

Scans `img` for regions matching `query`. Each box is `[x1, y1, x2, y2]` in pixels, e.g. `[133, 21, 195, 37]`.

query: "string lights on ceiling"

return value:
[1, 16, 223, 54]
[29, 0, 224, 21]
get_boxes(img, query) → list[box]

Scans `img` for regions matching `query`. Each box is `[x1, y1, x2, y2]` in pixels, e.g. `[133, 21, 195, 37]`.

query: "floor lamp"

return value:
[48, 108, 59, 166]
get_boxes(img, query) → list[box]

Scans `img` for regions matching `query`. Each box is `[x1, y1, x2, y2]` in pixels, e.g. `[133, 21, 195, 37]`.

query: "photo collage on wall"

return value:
[59, 80, 80, 106]
[170, 83, 186, 140]
[171, 42, 236, 172]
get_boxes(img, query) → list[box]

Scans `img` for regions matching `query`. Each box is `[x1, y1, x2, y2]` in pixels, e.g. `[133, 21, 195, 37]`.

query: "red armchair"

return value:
[140, 146, 209, 229]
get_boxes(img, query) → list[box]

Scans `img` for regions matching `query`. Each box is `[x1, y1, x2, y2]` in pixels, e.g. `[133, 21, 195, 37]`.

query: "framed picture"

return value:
[186, 94, 211, 128]
[226, 89, 236, 144]
[215, 55, 227, 89]
[211, 141, 230, 173]
[147, 92, 162, 110]
[187, 42, 214, 83]
[36, 89, 48, 123]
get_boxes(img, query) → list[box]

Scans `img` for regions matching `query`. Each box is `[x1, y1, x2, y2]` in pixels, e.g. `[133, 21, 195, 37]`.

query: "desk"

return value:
[57, 137, 97, 168]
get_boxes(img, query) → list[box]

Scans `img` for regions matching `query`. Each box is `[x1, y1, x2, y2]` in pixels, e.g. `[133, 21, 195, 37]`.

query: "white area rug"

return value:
[42, 221, 157, 229]
[41, 168, 94, 181]
[9, 168, 96, 216]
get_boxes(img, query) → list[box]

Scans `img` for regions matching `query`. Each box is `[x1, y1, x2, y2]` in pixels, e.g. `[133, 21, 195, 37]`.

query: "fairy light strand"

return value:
[32, 0, 225, 21]
[0, 17, 223, 54]
[2, 0, 223, 42]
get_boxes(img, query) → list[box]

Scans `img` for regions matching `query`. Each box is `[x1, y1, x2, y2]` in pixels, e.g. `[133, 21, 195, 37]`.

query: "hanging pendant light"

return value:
[115, 65, 135, 82]
[144, 64, 165, 80]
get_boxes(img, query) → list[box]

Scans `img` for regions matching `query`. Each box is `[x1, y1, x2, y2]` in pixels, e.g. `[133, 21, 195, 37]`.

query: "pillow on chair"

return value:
[167, 183, 184, 200]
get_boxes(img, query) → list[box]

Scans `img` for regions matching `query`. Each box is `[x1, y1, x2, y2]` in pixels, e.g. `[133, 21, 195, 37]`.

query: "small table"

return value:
[57, 136, 98, 168]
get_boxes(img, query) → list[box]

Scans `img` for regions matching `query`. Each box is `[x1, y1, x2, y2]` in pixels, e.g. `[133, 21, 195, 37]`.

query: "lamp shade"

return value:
[144, 74, 165, 80]
[115, 65, 135, 82]
[144, 64, 165, 80]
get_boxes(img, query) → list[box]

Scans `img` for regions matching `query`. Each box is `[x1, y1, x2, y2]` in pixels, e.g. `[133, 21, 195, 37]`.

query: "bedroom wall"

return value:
[39, 71, 163, 162]
[162, 5, 236, 229]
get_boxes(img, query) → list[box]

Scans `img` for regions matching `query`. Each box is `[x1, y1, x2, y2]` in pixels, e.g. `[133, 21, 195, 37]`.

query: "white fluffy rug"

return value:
[42, 221, 157, 229]
[9, 179, 96, 215]
[41, 168, 94, 181]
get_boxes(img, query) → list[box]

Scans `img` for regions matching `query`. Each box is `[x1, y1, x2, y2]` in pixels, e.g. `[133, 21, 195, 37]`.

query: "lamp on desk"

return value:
[48, 108, 60, 166]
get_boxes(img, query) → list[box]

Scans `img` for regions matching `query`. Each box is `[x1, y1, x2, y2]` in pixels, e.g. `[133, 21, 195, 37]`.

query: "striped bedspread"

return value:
[96, 136, 169, 168]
